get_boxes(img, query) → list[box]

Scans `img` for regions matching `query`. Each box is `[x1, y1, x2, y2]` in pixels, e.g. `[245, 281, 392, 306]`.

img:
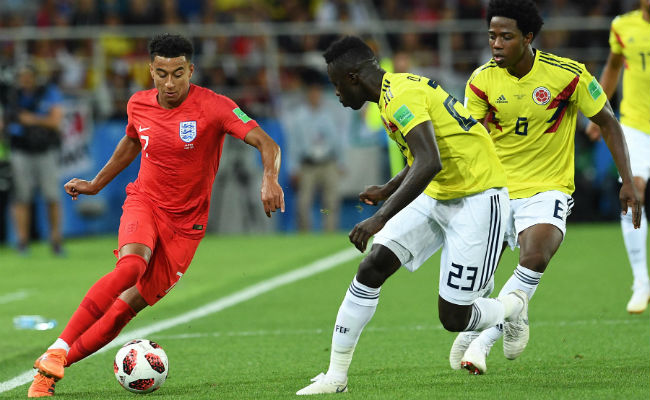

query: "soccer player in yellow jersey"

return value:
[297, 35, 529, 395]
[449, 0, 642, 375]
[585, 0, 650, 314]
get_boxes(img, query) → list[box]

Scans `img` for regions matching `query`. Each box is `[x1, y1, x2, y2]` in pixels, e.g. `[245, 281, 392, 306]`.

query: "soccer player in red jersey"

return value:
[27, 33, 284, 398]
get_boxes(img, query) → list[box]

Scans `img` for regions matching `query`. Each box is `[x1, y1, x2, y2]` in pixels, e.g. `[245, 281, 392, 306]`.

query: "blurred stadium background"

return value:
[0, 0, 646, 246]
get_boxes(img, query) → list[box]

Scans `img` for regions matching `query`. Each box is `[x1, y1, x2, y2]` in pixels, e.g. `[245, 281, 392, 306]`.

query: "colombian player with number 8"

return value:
[449, 0, 642, 375]
[27, 33, 285, 397]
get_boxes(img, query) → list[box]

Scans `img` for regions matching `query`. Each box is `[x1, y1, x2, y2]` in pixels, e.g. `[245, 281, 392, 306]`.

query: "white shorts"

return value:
[373, 188, 509, 305]
[621, 124, 650, 181]
[505, 190, 574, 249]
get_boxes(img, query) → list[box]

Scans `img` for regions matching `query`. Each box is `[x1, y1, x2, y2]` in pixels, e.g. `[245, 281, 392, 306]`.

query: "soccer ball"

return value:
[114, 339, 169, 394]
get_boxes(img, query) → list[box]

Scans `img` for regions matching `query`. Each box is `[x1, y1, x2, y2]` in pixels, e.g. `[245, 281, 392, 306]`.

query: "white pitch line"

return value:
[0, 290, 30, 305]
[0, 247, 361, 394]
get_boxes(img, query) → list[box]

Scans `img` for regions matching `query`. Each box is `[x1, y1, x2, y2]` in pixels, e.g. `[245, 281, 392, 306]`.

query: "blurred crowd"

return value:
[0, 0, 644, 245]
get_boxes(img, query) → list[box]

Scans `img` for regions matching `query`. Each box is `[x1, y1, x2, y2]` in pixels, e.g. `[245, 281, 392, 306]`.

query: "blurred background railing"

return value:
[0, 0, 640, 245]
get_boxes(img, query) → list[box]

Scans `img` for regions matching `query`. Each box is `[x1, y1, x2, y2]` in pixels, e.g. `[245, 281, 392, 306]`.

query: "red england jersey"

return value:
[124, 84, 258, 238]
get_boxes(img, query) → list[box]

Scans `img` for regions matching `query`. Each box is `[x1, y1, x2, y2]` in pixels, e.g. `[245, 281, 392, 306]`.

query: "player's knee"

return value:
[114, 254, 148, 285]
[356, 246, 400, 288]
[438, 312, 467, 332]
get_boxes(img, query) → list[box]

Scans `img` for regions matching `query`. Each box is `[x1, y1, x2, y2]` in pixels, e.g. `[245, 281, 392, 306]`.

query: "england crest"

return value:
[179, 121, 197, 143]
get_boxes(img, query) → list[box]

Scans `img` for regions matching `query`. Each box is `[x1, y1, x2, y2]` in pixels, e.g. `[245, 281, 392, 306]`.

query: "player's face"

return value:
[488, 16, 532, 68]
[150, 56, 194, 109]
[327, 63, 366, 110]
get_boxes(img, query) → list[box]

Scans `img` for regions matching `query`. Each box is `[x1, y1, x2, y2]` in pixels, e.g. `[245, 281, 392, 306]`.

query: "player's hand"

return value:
[359, 185, 388, 206]
[585, 121, 601, 141]
[64, 178, 99, 200]
[261, 179, 285, 218]
[619, 181, 642, 228]
[349, 215, 386, 253]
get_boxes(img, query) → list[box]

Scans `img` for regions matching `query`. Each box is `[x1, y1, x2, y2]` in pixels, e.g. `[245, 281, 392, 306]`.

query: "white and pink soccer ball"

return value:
[114, 339, 169, 394]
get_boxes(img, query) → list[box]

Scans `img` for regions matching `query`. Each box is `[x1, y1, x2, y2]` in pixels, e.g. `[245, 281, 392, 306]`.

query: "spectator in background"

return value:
[285, 72, 344, 232]
[4, 63, 65, 255]
[0, 104, 10, 245]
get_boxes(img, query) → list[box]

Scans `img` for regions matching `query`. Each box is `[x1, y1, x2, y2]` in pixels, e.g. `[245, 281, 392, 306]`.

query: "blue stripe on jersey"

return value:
[538, 57, 581, 76]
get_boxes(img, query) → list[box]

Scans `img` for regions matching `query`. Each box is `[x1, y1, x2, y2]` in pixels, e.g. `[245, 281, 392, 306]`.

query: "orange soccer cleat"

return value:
[27, 374, 56, 398]
[33, 349, 66, 381]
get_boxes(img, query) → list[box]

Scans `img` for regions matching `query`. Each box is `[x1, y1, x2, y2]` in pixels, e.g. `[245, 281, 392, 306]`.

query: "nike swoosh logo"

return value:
[139, 126, 150, 132]
[336, 385, 347, 393]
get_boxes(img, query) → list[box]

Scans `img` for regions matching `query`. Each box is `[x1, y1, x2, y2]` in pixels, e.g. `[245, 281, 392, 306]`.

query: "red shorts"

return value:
[117, 195, 201, 305]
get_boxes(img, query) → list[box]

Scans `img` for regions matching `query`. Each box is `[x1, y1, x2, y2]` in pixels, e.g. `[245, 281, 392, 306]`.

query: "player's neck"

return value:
[507, 47, 535, 79]
[367, 70, 386, 104]
[643, 8, 650, 22]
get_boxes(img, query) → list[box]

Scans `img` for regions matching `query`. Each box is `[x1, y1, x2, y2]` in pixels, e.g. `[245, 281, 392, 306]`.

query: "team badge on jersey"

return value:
[532, 87, 551, 105]
[179, 121, 197, 143]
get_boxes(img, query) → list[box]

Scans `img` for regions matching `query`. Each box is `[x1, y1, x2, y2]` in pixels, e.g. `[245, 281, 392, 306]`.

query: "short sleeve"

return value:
[574, 67, 607, 118]
[464, 71, 489, 120]
[385, 88, 430, 136]
[609, 18, 623, 55]
[125, 97, 138, 139]
[217, 96, 259, 140]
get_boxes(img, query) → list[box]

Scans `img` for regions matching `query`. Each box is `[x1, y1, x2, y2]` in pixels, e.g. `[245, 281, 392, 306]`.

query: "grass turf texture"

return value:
[0, 223, 648, 399]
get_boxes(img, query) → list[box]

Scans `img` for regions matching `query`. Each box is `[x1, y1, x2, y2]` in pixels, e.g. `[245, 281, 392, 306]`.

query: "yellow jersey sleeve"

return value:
[609, 16, 624, 55]
[574, 67, 606, 118]
[384, 87, 431, 136]
[464, 67, 490, 120]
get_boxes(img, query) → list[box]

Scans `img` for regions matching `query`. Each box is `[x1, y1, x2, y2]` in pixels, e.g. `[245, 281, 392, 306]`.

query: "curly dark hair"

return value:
[148, 33, 194, 61]
[486, 0, 544, 39]
[323, 36, 377, 68]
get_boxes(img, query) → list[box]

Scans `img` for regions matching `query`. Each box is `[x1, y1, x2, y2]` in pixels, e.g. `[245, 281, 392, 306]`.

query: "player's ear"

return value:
[347, 71, 359, 85]
[188, 63, 194, 79]
[149, 63, 154, 79]
[523, 32, 534, 47]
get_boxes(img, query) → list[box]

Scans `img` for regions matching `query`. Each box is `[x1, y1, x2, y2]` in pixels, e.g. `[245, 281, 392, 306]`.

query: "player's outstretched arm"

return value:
[244, 127, 285, 217]
[585, 52, 624, 141]
[349, 121, 442, 252]
[359, 166, 409, 206]
[589, 101, 642, 228]
[64, 135, 142, 200]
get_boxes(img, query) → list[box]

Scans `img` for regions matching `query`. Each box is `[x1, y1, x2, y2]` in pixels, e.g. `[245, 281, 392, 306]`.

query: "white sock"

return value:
[48, 338, 70, 354]
[464, 297, 505, 331]
[475, 265, 543, 347]
[499, 265, 543, 300]
[326, 277, 380, 382]
[621, 208, 649, 289]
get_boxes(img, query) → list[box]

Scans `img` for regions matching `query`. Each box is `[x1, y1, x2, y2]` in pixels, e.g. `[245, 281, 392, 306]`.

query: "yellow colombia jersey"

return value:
[464, 50, 606, 199]
[378, 72, 506, 201]
[610, 10, 650, 135]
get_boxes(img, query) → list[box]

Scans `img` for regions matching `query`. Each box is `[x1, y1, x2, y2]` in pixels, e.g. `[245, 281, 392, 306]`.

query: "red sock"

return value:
[66, 298, 136, 366]
[60, 254, 147, 346]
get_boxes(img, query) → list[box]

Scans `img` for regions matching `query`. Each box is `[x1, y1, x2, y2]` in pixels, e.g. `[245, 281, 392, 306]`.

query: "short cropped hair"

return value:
[148, 33, 194, 61]
[323, 36, 377, 68]
[487, 0, 544, 39]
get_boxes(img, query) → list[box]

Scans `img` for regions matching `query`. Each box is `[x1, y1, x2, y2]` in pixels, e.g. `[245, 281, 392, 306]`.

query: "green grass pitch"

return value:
[0, 223, 648, 399]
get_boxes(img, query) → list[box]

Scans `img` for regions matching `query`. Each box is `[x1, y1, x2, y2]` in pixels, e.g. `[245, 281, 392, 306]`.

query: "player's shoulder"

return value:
[468, 59, 499, 83]
[612, 9, 642, 28]
[384, 73, 428, 98]
[189, 84, 236, 106]
[537, 50, 587, 77]
[127, 88, 157, 105]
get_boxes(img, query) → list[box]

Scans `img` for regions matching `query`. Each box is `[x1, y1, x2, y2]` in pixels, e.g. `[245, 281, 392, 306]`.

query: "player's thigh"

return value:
[9, 151, 36, 203]
[36, 150, 61, 203]
[118, 196, 158, 252]
[136, 229, 201, 306]
[373, 192, 444, 273]
[511, 190, 572, 245]
[621, 124, 650, 182]
[438, 188, 508, 306]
